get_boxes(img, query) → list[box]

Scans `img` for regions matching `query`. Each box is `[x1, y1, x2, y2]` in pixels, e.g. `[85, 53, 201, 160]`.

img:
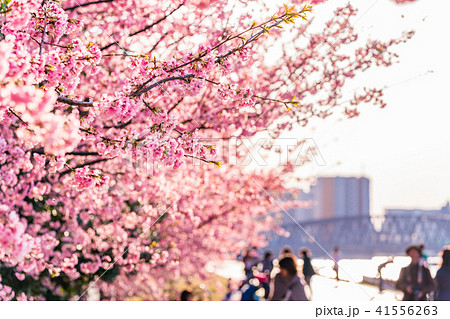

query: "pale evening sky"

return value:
[291, 0, 450, 215]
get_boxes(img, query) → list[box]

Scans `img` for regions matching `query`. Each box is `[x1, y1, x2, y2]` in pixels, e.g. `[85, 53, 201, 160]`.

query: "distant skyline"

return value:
[289, 0, 450, 215]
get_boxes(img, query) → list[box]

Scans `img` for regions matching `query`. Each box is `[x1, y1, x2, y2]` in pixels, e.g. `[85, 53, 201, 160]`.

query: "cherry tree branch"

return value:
[164, 8, 307, 74]
[148, 32, 168, 55]
[100, 2, 183, 51]
[59, 158, 112, 176]
[183, 154, 218, 167]
[31, 147, 100, 156]
[63, 0, 114, 11]
[198, 76, 301, 108]
[103, 120, 132, 129]
[197, 208, 234, 229]
[167, 98, 184, 114]
[129, 74, 194, 97]
[39, 12, 48, 55]
[57, 96, 94, 107]
[31, 36, 68, 49]
[129, 3, 183, 38]
[8, 108, 29, 126]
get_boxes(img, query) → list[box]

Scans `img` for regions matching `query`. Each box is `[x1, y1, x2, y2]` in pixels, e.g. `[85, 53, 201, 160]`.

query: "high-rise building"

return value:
[311, 176, 370, 219]
[281, 176, 370, 224]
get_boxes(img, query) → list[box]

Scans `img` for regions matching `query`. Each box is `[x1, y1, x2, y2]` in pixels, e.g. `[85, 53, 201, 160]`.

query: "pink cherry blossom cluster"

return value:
[32, 39, 101, 94]
[67, 166, 110, 191]
[185, 45, 215, 77]
[0, 39, 32, 88]
[29, 1, 81, 44]
[2, 0, 40, 31]
[0, 84, 81, 155]
[0, 208, 34, 265]
[0, 281, 15, 301]
[238, 46, 252, 62]
[91, 93, 141, 123]
[217, 84, 256, 107]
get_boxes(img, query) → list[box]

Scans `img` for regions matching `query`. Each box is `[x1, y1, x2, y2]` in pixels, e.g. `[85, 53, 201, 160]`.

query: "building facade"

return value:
[283, 176, 370, 223]
[311, 176, 370, 220]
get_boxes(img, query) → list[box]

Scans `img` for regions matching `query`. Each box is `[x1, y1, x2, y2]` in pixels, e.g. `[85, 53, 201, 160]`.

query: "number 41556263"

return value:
[376, 305, 438, 316]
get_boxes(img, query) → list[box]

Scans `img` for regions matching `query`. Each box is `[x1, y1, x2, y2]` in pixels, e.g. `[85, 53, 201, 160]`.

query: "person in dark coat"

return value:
[243, 247, 259, 279]
[300, 249, 316, 287]
[378, 256, 393, 292]
[396, 245, 435, 301]
[180, 290, 193, 301]
[332, 246, 341, 282]
[270, 256, 308, 301]
[435, 247, 450, 301]
[260, 250, 274, 299]
[278, 245, 295, 260]
[261, 250, 274, 275]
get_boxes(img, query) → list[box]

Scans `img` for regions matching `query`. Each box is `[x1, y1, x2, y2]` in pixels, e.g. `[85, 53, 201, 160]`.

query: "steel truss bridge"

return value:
[267, 214, 450, 258]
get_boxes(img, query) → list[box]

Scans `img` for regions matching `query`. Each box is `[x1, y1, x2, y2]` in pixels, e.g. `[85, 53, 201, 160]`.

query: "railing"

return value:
[266, 214, 450, 258]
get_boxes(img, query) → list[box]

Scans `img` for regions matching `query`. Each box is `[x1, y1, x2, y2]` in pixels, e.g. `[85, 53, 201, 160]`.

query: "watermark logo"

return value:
[125, 137, 326, 176]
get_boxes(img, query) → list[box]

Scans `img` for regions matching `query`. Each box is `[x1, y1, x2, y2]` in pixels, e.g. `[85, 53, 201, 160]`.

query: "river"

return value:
[206, 255, 441, 301]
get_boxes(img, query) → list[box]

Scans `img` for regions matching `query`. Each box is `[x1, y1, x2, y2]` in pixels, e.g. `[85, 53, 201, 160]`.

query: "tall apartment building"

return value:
[311, 176, 370, 219]
[282, 176, 370, 223]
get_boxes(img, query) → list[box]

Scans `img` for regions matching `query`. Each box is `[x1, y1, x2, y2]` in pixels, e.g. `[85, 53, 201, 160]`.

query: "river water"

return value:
[206, 255, 442, 301]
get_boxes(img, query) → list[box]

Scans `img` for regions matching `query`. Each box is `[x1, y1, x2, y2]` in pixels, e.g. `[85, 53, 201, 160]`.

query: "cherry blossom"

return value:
[0, 0, 418, 300]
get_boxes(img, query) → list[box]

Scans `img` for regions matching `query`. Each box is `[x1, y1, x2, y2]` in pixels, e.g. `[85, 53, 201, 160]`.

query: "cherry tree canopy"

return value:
[0, 0, 416, 300]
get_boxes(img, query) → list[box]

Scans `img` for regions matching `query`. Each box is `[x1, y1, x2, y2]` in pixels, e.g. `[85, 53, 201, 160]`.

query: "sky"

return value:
[291, 0, 450, 215]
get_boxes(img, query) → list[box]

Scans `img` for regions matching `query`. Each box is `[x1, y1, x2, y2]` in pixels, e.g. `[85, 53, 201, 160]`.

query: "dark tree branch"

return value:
[164, 35, 187, 51]
[183, 154, 211, 164]
[57, 96, 94, 107]
[31, 36, 68, 49]
[165, 16, 286, 75]
[103, 120, 132, 129]
[142, 100, 156, 113]
[8, 108, 28, 126]
[59, 158, 112, 176]
[148, 32, 168, 55]
[39, 12, 48, 55]
[197, 208, 234, 229]
[100, 39, 127, 52]
[100, 2, 183, 51]
[31, 147, 100, 156]
[68, 151, 101, 156]
[64, 0, 114, 11]
[167, 98, 184, 114]
[80, 128, 122, 143]
[129, 3, 182, 38]
[130, 74, 194, 97]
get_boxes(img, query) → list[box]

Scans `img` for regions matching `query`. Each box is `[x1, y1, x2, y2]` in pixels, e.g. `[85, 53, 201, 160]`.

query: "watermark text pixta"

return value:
[316, 306, 359, 318]
[126, 137, 325, 176]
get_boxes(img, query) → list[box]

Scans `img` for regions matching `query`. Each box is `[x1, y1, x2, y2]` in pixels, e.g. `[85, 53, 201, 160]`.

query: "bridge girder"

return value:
[267, 214, 450, 257]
